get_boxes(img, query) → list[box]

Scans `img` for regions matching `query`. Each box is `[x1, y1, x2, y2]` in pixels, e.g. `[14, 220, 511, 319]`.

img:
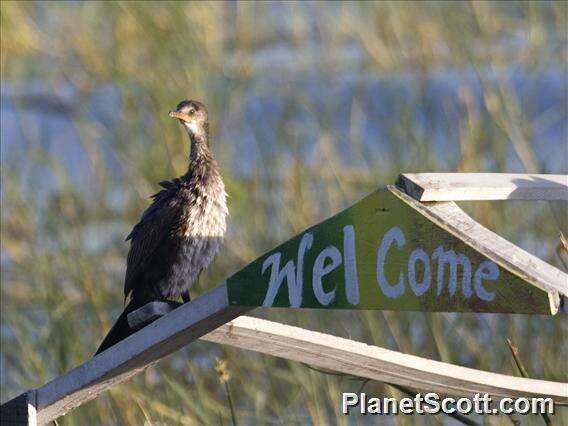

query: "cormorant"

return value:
[95, 100, 228, 354]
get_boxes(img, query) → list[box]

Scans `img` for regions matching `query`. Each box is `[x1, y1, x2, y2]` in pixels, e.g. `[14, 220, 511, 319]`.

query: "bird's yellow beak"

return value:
[169, 110, 190, 122]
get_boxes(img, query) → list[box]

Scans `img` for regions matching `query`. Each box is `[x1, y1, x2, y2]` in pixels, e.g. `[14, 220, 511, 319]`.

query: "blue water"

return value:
[2, 68, 566, 193]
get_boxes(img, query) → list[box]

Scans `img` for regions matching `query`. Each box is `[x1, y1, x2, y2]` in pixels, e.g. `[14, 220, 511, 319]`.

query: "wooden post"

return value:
[396, 173, 568, 201]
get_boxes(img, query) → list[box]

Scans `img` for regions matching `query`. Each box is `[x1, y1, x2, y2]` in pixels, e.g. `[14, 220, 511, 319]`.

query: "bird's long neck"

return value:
[189, 132, 211, 164]
[185, 126, 217, 179]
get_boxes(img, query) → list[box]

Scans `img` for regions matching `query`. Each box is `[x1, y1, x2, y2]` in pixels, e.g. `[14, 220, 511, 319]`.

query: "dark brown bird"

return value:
[95, 100, 227, 354]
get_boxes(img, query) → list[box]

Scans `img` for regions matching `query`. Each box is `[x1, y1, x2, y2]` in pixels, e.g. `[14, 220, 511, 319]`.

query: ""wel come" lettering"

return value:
[261, 226, 499, 307]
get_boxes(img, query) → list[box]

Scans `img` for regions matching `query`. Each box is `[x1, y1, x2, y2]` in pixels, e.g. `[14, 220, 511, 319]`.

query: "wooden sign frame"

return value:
[2, 173, 567, 425]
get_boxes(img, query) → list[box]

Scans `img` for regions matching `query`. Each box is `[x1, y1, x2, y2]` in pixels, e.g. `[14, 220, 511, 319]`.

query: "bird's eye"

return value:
[189, 109, 196, 115]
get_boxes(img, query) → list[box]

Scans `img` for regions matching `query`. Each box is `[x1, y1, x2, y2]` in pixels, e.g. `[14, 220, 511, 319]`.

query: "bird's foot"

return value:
[127, 300, 183, 331]
[182, 291, 191, 304]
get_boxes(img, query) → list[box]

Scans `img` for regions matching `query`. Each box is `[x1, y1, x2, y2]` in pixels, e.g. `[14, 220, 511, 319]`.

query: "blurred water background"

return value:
[1, 2, 567, 425]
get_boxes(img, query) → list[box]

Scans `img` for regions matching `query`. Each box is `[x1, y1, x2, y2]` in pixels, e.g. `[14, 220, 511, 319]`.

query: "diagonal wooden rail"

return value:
[202, 316, 568, 402]
[1, 286, 249, 425]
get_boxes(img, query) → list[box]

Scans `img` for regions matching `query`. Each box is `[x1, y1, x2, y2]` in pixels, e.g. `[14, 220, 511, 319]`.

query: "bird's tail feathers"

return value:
[94, 299, 145, 356]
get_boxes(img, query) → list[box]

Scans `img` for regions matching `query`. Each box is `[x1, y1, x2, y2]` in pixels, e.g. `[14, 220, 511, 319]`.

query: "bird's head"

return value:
[169, 100, 208, 140]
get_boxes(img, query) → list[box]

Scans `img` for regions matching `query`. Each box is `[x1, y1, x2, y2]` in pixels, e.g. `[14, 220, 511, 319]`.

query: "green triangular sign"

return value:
[227, 188, 559, 314]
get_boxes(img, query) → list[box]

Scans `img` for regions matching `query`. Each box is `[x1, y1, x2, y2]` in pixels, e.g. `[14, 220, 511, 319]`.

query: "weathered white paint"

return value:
[261, 224, 502, 307]
[201, 316, 568, 403]
[376, 227, 406, 298]
[474, 261, 499, 302]
[431, 247, 473, 297]
[378, 227, 499, 301]
[262, 227, 366, 307]
[296, 232, 313, 305]
[397, 173, 568, 201]
[343, 225, 361, 305]
[312, 246, 342, 306]
[389, 186, 565, 312]
[262, 232, 313, 307]
[261, 253, 296, 307]
[408, 248, 431, 296]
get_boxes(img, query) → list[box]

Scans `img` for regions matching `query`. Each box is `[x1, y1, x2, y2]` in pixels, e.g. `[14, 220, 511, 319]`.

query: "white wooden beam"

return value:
[396, 173, 568, 201]
[29, 284, 249, 425]
[202, 316, 568, 403]
[389, 186, 567, 304]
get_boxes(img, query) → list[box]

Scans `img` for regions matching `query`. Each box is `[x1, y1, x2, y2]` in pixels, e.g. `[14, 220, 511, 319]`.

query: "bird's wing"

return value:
[123, 190, 178, 301]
